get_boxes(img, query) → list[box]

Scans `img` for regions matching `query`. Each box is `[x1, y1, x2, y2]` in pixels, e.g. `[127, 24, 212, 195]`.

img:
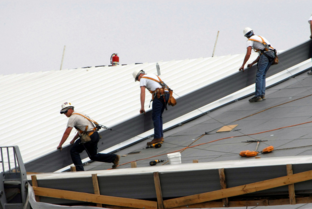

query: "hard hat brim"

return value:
[60, 107, 71, 114]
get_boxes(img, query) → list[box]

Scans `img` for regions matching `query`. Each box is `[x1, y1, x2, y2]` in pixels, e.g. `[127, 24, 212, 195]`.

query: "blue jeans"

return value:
[152, 94, 169, 139]
[70, 131, 117, 171]
[255, 51, 275, 97]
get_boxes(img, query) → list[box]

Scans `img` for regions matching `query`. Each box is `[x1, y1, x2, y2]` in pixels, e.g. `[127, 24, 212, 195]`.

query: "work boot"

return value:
[249, 96, 263, 103]
[261, 95, 265, 100]
[147, 137, 164, 146]
[112, 155, 120, 169]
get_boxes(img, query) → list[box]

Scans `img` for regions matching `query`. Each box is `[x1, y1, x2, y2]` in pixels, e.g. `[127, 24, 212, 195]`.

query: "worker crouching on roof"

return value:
[57, 102, 120, 171]
[133, 69, 169, 145]
[239, 27, 276, 103]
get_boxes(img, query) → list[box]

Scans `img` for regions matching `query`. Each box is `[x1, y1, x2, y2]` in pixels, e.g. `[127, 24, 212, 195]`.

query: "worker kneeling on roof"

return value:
[239, 27, 277, 103]
[57, 102, 120, 171]
[133, 69, 170, 146]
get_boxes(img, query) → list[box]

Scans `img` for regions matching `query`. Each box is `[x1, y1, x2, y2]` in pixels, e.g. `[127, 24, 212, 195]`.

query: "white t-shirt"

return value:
[140, 74, 162, 91]
[67, 111, 95, 132]
[308, 15, 312, 23]
[246, 35, 273, 52]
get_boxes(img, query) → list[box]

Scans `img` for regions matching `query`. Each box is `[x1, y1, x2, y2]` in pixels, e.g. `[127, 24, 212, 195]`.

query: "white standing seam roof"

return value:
[0, 53, 258, 164]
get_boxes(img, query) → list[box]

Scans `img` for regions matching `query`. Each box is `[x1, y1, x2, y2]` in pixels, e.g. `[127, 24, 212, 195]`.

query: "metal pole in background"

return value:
[212, 31, 219, 57]
[60, 45, 66, 70]
[156, 63, 161, 75]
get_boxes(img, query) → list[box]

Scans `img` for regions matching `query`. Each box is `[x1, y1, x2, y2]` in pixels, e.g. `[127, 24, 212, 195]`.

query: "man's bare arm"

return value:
[57, 127, 73, 150]
[140, 86, 146, 113]
[239, 46, 252, 72]
[247, 55, 260, 68]
[70, 132, 79, 145]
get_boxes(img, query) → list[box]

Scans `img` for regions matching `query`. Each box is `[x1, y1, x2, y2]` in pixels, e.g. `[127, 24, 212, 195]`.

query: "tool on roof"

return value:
[96, 124, 112, 131]
[149, 159, 164, 166]
[146, 142, 162, 149]
[262, 145, 274, 153]
[239, 140, 268, 157]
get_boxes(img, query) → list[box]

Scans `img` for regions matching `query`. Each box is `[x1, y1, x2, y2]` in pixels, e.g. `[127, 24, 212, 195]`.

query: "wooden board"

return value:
[33, 186, 157, 209]
[218, 168, 228, 207]
[92, 174, 102, 207]
[154, 172, 164, 209]
[216, 125, 238, 133]
[164, 169, 312, 208]
[31, 175, 40, 202]
[287, 164, 296, 204]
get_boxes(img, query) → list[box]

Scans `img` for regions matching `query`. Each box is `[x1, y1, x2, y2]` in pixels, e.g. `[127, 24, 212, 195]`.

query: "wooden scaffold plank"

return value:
[32, 186, 157, 209]
[218, 168, 229, 207]
[31, 175, 40, 202]
[287, 164, 296, 204]
[92, 174, 102, 207]
[154, 172, 164, 209]
[164, 169, 312, 208]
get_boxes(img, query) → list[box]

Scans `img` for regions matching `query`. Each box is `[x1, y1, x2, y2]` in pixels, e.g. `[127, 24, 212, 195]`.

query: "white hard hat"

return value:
[132, 69, 145, 81]
[60, 102, 73, 114]
[243, 27, 253, 36]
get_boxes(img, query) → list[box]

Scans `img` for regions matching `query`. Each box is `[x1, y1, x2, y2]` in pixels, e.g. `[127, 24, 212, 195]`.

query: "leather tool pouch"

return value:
[80, 125, 91, 144]
[168, 89, 177, 106]
[263, 50, 278, 65]
[80, 132, 91, 144]
[272, 50, 279, 65]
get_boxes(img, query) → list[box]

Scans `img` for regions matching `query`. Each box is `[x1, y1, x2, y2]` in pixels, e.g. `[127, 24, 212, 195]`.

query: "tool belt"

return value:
[72, 113, 100, 143]
[150, 88, 169, 100]
[261, 49, 279, 65]
[75, 125, 96, 144]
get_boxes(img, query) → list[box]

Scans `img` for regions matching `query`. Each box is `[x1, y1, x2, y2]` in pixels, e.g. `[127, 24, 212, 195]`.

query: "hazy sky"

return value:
[0, 0, 311, 75]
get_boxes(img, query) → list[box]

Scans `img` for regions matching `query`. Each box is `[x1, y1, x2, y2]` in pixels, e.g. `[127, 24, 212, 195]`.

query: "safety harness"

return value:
[248, 35, 274, 52]
[248, 35, 278, 65]
[142, 75, 177, 107]
[72, 113, 100, 137]
[142, 75, 169, 96]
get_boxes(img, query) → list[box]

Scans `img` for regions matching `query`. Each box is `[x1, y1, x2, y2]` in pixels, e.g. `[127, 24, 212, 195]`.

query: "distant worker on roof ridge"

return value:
[239, 27, 277, 103]
[132, 69, 171, 146]
[57, 102, 120, 171]
[307, 14, 312, 75]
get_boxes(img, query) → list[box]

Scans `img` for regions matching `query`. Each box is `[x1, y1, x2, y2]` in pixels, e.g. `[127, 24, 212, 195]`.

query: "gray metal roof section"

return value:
[87, 67, 312, 171]
[82, 59, 312, 209]
[25, 40, 311, 173]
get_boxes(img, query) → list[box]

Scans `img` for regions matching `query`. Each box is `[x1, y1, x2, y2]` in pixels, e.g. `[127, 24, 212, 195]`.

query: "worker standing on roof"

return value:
[307, 14, 312, 75]
[57, 102, 120, 171]
[239, 27, 276, 103]
[132, 69, 170, 145]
